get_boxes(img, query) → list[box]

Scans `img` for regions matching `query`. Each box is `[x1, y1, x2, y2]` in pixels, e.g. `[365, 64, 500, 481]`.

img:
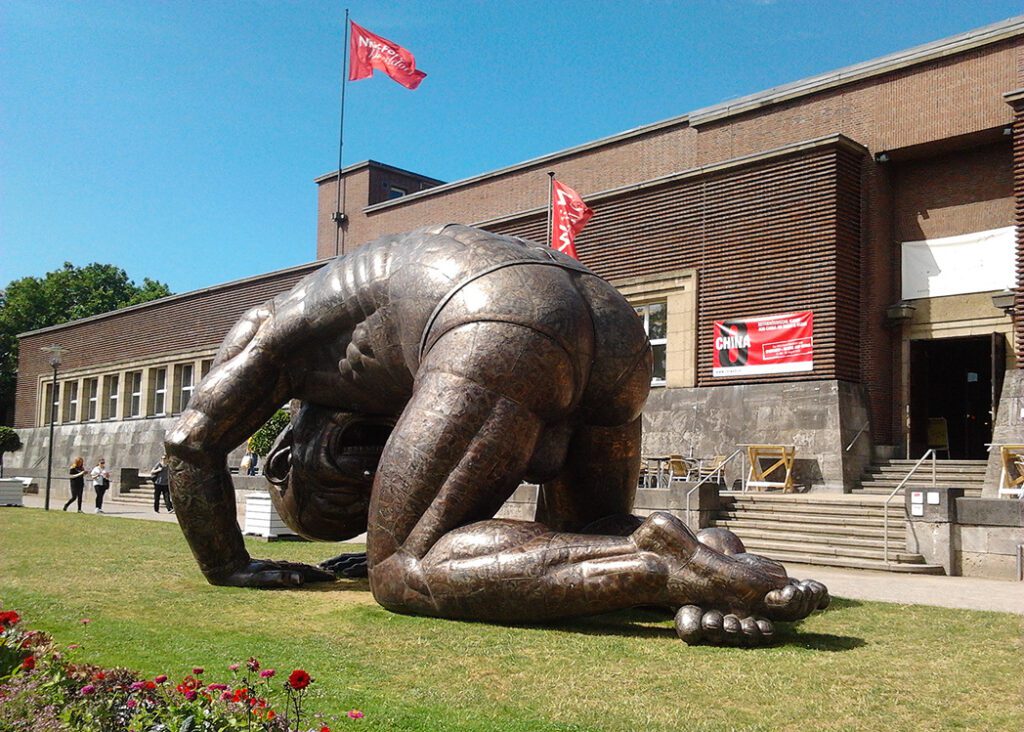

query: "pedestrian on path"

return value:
[63, 456, 86, 512]
[90, 457, 111, 513]
[151, 454, 173, 513]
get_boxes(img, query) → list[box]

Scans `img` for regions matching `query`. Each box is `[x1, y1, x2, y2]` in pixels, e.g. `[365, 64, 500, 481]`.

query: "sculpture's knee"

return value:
[367, 552, 436, 616]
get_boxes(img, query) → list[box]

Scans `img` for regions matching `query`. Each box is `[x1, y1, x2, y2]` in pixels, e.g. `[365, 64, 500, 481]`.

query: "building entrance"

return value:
[908, 335, 1004, 460]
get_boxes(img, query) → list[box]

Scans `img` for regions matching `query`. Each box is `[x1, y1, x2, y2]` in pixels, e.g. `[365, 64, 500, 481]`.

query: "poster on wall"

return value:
[712, 311, 814, 377]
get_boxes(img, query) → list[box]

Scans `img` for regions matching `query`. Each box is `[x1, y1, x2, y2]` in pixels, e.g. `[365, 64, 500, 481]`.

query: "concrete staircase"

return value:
[853, 459, 987, 497]
[116, 483, 157, 507]
[712, 492, 944, 573]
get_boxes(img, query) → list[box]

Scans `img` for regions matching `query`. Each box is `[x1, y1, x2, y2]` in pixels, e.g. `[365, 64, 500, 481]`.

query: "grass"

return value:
[1, 508, 1022, 731]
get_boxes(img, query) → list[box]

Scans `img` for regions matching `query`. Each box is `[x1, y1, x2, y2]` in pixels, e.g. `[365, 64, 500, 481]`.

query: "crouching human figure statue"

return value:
[166, 224, 829, 646]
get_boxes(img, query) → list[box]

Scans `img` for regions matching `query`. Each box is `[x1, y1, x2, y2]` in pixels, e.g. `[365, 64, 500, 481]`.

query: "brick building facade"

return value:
[10, 17, 1023, 496]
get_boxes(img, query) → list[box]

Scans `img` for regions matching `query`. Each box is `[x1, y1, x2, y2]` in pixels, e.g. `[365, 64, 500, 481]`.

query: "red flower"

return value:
[0, 611, 21, 627]
[192, 666, 204, 675]
[266, 710, 276, 721]
[287, 669, 311, 690]
[21, 656, 35, 671]
[321, 727, 331, 732]
[232, 688, 249, 702]
[94, 671, 106, 681]
[154, 674, 168, 684]
[347, 709, 364, 719]
[144, 680, 157, 690]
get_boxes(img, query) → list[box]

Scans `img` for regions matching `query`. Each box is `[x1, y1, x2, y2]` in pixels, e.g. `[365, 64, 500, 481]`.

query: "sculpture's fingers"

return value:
[721, 614, 743, 645]
[765, 583, 803, 620]
[319, 552, 369, 578]
[803, 579, 831, 610]
[756, 618, 775, 643]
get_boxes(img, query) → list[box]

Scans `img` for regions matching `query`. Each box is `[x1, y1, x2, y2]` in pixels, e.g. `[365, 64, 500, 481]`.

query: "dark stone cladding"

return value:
[14, 262, 323, 428]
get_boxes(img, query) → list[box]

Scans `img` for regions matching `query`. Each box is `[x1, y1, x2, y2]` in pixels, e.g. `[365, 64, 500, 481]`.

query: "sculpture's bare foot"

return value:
[319, 552, 369, 578]
[674, 605, 776, 646]
[214, 558, 336, 588]
[632, 514, 829, 645]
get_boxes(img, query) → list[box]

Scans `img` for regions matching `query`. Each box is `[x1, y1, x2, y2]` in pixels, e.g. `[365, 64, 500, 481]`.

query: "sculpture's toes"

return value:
[763, 578, 830, 621]
[674, 606, 775, 647]
[319, 552, 369, 578]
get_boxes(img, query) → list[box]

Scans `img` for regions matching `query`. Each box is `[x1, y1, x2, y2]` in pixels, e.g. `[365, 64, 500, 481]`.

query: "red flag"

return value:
[550, 180, 594, 260]
[349, 21, 427, 90]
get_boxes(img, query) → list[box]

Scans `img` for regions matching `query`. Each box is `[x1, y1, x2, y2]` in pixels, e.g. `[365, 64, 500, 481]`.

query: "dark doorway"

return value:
[908, 336, 994, 459]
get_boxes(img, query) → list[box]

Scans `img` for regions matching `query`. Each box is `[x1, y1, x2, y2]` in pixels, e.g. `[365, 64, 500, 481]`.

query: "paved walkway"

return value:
[12, 493, 1023, 615]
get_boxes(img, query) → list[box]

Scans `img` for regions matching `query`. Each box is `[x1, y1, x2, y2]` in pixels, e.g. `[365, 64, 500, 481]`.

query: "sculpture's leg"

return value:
[366, 323, 826, 640]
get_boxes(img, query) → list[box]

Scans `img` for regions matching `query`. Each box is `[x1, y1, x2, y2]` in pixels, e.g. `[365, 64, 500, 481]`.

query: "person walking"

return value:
[90, 457, 111, 513]
[63, 456, 87, 512]
[151, 454, 173, 513]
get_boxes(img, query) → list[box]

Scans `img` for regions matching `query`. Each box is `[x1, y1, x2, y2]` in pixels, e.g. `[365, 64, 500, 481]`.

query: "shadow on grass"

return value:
[776, 629, 867, 651]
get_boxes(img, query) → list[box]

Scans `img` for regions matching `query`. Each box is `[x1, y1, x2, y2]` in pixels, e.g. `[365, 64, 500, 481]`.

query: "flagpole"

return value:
[546, 171, 555, 248]
[334, 8, 351, 257]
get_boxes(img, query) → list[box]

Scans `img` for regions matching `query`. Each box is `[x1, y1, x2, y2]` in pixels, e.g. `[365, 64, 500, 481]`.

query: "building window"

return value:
[635, 302, 667, 385]
[42, 383, 56, 425]
[387, 185, 407, 200]
[151, 367, 167, 416]
[126, 371, 143, 418]
[103, 374, 119, 420]
[175, 363, 195, 413]
[200, 358, 213, 379]
[83, 378, 99, 421]
[62, 381, 79, 423]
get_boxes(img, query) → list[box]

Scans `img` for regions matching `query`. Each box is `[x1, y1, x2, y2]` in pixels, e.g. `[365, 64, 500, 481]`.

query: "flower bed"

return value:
[0, 608, 362, 731]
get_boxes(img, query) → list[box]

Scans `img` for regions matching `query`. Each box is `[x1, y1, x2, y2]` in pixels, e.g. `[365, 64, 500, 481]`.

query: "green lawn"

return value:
[1, 509, 1021, 731]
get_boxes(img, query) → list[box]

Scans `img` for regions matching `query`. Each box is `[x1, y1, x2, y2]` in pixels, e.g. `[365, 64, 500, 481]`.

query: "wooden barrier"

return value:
[744, 444, 796, 493]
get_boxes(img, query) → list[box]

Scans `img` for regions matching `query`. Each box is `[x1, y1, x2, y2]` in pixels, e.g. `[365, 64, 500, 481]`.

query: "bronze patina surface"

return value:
[166, 224, 828, 646]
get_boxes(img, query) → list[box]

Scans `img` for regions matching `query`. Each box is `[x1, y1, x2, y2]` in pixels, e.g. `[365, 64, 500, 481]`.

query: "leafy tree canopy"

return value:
[0, 263, 172, 422]
[248, 409, 291, 458]
[0, 426, 21, 454]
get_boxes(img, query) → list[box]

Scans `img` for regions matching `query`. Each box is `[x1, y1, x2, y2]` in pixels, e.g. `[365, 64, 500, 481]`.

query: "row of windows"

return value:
[37, 297, 670, 427]
[40, 359, 213, 426]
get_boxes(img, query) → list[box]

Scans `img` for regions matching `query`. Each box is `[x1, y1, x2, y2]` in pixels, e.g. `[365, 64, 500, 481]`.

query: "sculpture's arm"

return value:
[166, 300, 334, 587]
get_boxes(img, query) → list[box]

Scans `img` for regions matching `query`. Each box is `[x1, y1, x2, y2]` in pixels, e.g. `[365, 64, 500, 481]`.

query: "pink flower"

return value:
[246, 657, 260, 672]
[228, 663, 240, 672]
[183, 689, 197, 701]
[80, 684, 97, 695]
[80, 618, 91, 625]
[67, 644, 79, 650]
[220, 690, 233, 701]
[154, 674, 168, 684]
[347, 709, 365, 719]
[207, 683, 228, 691]
[126, 699, 137, 709]
[259, 668, 275, 678]
[129, 681, 146, 691]
[192, 666, 204, 675]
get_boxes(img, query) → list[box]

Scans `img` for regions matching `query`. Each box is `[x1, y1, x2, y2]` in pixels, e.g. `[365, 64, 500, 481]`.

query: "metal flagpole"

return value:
[334, 8, 351, 257]
[546, 171, 555, 248]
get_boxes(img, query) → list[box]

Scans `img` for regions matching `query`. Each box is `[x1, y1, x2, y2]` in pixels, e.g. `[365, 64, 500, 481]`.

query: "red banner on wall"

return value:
[712, 311, 814, 377]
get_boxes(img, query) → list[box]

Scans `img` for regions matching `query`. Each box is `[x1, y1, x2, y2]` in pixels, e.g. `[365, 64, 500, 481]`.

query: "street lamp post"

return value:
[41, 345, 67, 511]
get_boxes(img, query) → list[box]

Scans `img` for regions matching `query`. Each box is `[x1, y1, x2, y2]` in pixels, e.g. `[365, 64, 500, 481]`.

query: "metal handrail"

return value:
[685, 448, 744, 529]
[845, 424, 869, 452]
[883, 449, 936, 565]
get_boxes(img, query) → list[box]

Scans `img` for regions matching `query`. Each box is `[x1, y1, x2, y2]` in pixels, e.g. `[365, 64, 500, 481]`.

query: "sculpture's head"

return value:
[264, 402, 394, 542]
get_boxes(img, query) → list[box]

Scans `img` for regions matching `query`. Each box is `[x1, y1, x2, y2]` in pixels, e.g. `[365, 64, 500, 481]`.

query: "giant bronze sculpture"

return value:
[167, 224, 829, 646]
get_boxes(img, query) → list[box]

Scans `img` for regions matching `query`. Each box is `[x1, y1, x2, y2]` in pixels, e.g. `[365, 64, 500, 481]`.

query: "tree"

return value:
[248, 410, 291, 458]
[0, 263, 172, 424]
[0, 426, 22, 478]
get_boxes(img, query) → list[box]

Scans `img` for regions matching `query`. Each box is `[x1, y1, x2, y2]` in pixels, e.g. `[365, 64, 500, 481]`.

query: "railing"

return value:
[685, 448, 744, 529]
[883, 449, 936, 565]
[845, 424, 869, 452]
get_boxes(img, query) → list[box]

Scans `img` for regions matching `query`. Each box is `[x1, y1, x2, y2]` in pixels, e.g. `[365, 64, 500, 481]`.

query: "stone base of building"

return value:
[7, 419, 248, 484]
[985, 369, 1024, 497]
[642, 379, 872, 492]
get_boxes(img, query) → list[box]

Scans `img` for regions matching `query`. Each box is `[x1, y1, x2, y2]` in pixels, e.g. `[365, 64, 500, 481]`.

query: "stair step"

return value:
[715, 510, 903, 529]
[737, 538, 924, 563]
[714, 518, 901, 539]
[755, 550, 946, 574]
[716, 526, 901, 550]
[718, 501, 904, 518]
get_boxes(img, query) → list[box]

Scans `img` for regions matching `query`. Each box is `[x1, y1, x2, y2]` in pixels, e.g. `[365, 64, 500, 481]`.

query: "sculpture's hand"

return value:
[319, 552, 369, 578]
[215, 558, 337, 588]
[762, 578, 830, 621]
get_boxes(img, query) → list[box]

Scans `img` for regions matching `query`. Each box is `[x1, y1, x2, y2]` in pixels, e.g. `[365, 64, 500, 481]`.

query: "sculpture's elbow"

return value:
[165, 410, 214, 465]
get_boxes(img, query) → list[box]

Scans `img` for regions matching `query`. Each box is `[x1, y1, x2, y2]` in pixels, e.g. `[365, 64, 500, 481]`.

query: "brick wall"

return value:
[14, 264, 321, 428]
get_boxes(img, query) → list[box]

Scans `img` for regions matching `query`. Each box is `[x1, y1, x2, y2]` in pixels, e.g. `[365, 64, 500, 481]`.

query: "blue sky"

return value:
[2, 1, 1021, 294]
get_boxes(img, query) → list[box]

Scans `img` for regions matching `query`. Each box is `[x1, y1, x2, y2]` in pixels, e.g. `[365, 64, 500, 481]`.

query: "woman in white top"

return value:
[90, 457, 111, 513]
